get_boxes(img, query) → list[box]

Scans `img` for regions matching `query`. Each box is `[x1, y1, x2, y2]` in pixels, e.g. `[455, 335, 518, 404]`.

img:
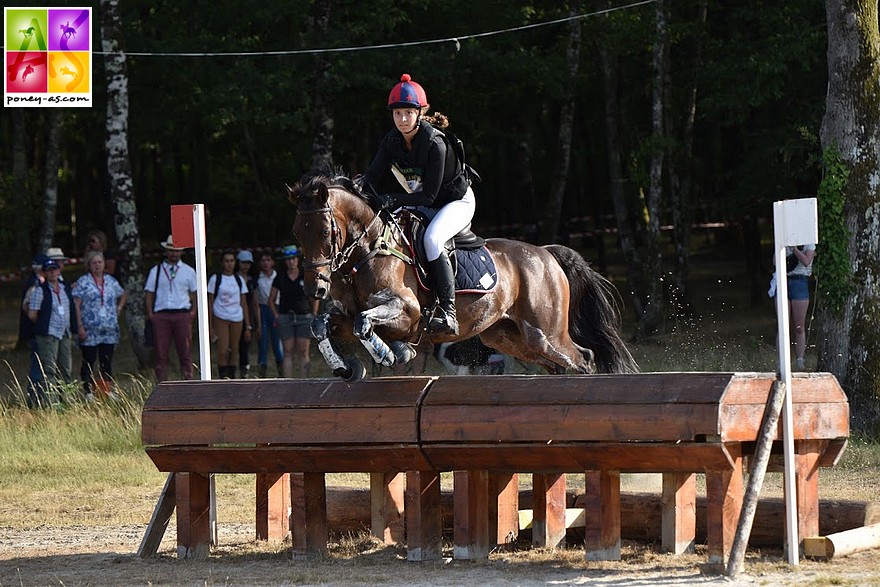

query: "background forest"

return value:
[5, 1, 879, 432]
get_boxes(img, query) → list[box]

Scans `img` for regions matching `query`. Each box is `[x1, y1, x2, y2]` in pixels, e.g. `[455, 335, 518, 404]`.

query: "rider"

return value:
[363, 73, 475, 336]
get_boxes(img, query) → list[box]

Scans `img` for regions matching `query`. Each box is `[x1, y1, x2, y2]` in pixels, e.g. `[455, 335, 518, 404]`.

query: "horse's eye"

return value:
[322, 229, 331, 239]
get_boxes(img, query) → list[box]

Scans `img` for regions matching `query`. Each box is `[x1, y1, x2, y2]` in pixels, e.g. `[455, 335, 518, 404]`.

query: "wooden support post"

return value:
[489, 472, 519, 547]
[583, 470, 620, 560]
[532, 473, 567, 549]
[370, 472, 405, 545]
[137, 472, 176, 557]
[453, 470, 490, 559]
[256, 473, 290, 541]
[795, 439, 826, 543]
[290, 472, 327, 556]
[706, 443, 744, 565]
[406, 470, 443, 561]
[175, 472, 211, 559]
[662, 473, 696, 554]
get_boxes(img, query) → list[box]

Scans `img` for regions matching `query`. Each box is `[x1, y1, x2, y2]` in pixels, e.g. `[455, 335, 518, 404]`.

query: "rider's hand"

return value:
[369, 192, 397, 211]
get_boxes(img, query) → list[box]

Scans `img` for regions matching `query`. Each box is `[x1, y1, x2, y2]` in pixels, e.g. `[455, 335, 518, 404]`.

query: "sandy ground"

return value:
[2, 522, 879, 587]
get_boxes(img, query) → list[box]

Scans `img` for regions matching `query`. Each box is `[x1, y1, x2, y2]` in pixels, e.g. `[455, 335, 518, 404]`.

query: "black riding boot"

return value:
[428, 251, 459, 335]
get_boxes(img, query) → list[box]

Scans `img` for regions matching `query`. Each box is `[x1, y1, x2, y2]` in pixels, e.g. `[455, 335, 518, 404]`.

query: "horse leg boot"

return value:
[428, 251, 459, 335]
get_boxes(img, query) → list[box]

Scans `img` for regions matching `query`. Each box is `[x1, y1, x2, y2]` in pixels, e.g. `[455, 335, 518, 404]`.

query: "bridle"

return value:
[298, 188, 384, 284]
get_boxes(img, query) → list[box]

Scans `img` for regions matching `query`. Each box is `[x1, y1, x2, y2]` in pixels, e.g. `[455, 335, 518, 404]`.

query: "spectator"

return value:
[20, 253, 48, 406]
[236, 250, 258, 378]
[771, 244, 816, 370]
[27, 258, 77, 405]
[268, 245, 318, 378]
[254, 251, 283, 377]
[83, 229, 117, 275]
[73, 251, 126, 399]
[45, 247, 67, 272]
[207, 251, 251, 379]
[144, 235, 198, 381]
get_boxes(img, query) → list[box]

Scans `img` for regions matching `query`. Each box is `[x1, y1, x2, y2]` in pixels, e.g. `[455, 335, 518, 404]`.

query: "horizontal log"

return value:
[421, 443, 736, 472]
[146, 446, 431, 474]
[803, 523, 880, 559]
[320, 487, 878, 548]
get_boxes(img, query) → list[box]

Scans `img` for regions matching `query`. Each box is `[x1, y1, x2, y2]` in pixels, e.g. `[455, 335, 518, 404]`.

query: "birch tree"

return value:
[101, 0, 151, 368]
[817, 0, 880, 434]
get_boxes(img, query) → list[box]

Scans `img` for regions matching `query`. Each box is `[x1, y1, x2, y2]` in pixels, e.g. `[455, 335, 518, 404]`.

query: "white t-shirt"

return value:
[787, 243, 815, 277]
[145, 261, 198, 311]
[207, 273, 248, 322]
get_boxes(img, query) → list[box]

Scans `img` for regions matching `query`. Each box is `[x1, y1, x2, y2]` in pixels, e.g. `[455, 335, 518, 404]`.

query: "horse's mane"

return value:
[288, 164, 369, 206]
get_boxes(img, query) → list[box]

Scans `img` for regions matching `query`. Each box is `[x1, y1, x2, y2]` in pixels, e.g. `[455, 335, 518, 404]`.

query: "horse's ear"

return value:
[286, 183, 298, 206]
[316, 182, 330, 204]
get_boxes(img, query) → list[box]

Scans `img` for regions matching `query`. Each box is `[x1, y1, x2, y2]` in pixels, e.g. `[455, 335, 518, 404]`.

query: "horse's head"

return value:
[289, 176, 335, 300]
[288, 170, 375, 300]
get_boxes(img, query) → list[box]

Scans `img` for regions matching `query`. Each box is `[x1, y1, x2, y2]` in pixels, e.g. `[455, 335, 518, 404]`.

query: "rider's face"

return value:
[393, 108, 420, 134]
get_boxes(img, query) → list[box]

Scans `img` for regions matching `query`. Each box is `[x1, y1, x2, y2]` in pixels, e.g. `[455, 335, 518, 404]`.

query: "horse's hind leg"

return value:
[479, 321, 569, 373]
[480, 320, 594, 374]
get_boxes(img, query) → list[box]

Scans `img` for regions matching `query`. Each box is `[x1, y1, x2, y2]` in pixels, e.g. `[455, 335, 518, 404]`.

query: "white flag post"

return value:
[191, 204, 211, 381]
[772, 197, 818, 565]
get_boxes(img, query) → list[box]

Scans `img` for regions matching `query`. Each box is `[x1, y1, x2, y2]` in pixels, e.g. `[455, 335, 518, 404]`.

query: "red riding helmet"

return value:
[387, 73, 428, 110]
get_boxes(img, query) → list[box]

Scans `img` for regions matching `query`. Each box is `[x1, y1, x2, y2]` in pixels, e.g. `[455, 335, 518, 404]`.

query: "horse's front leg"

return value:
[311, 310, 357, 378]
[353, 289, 418, 367]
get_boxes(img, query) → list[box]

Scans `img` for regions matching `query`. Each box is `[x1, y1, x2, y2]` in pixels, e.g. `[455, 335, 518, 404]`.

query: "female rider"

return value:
[363, 73, 475, 336]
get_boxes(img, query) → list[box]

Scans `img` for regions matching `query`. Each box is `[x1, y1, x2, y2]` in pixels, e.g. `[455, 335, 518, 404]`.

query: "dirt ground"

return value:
[2, 521, 879, 587]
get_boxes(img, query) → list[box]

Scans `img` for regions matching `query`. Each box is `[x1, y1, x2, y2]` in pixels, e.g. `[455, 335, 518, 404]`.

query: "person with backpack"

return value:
[207, 250, 251, 379]
[363, 73, 477, 336]
[144, 235, 198, 382]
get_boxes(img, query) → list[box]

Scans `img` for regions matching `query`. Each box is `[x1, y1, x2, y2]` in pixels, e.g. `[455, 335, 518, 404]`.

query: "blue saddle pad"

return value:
[453, 247, 498, 293]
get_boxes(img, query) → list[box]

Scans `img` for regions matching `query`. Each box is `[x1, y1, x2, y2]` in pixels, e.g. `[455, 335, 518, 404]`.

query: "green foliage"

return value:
[814, 145, 852, 315]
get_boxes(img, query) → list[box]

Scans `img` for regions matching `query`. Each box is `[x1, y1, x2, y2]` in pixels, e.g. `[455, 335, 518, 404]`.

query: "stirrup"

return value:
[428, 306, 458, 335]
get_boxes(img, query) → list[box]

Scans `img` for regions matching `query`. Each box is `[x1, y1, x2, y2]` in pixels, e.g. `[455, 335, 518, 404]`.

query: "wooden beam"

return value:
[137, 472, 176, 557]
[803, 523, 880, 560]
[532, 473, 567, 549]
[370, 472, 405, 545]
[583, 471, 620, 560]
[662, 473, 696, 554]
[453, 470, 490, 559]
[406, 470, 443, 561]
[175, 472, 211, 559]
[256, 473, 290, 541]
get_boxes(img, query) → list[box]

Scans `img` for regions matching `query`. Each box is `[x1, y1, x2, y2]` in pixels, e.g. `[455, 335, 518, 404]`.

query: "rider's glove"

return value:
[369, 192, 398, 211]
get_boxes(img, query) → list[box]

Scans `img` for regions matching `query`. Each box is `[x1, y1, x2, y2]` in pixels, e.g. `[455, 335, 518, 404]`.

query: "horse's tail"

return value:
[545, 244, 638, 374]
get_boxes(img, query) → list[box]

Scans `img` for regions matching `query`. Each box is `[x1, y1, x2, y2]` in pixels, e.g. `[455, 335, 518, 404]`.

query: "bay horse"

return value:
[289, 169, 636, 380]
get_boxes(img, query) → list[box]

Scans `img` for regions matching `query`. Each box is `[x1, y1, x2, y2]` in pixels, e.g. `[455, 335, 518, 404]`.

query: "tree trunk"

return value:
[667, 0, 706, 317]
[40, 110, 62, 254]
[639, 0, 669, 337]
[12, 110, 31, 266]
[538, 1, 581, 245]
[101, 0, 151, 369]
[309, 0, 334, 170]
[598, 42, 644, 322]
[818, 0, 880, 435]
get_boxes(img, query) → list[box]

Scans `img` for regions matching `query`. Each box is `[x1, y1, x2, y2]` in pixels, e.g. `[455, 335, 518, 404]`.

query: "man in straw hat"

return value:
[144, 235, 198, 381]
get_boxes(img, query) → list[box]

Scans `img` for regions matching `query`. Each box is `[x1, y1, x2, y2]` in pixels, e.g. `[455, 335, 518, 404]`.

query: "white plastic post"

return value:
[191, 204, 211, 381]
[772, 197, 819, 566]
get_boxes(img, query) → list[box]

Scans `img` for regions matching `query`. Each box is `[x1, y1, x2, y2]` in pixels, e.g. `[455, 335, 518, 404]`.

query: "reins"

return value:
[300, 187, 410, 284]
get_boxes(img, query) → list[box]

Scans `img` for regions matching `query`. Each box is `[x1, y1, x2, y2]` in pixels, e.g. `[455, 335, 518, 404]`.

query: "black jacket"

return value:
[364, 120, 468, 209]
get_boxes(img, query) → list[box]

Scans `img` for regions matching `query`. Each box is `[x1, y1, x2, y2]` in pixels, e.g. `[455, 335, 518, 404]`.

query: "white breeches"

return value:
[418, 187, 476, 261]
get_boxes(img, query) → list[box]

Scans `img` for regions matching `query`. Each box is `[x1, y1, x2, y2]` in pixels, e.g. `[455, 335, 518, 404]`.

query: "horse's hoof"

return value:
[339, 357, 367, 382]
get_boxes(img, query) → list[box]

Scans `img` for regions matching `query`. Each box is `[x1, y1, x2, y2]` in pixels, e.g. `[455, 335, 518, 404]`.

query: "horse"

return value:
[288, 169, 637, 381]
[59, 23, 76, 39]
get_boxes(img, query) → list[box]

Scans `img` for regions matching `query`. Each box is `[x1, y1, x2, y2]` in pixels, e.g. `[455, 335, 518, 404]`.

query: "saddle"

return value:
[396, 209, 498, 294]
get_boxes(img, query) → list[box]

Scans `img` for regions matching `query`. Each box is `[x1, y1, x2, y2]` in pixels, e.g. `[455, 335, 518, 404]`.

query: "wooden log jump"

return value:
[140, 372, 849, 564]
